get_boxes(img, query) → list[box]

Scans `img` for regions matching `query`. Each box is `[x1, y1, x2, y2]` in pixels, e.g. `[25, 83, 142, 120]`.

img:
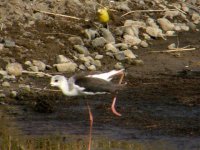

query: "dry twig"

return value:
[150, 47, 196, 53]
[22, 70, 52, 77]
[121, 9, 177, 17]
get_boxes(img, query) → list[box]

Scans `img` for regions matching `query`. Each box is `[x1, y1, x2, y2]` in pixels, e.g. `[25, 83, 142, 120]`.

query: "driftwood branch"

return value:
[22, 70, 53, 77]
[150, 47, 196, 53]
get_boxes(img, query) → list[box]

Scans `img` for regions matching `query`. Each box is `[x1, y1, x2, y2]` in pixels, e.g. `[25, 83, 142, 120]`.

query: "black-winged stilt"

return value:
[50, 69, 125, 150]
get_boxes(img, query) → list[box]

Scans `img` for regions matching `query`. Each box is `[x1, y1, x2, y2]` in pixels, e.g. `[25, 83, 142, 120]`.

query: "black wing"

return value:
[74, 76, 118, 93]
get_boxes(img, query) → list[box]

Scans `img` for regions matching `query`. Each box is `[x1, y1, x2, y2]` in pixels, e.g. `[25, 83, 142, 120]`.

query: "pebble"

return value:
[0, 70, 8, 76]
[84, 29, 99, 40]
[19, 84, 31, 92]
[87, 65, 96, 71]
[68, 36, 84, 45]
[106, 52, 114, 58]
[93, 60, 102, 67]
[0, 43, 4, 50]
[140, 41, 149, 48]
[157, 18, 175, 31]
[166, 31, 175, 36]
[92, 37, 107, 48]
[56, 55, 71, 64]
[123, 49, 136, 59]
[74, 45, 90, 55]
[115, 27, 124, 36]
[100, 28, 115, 44]
[0, 93, 6, 98]
[6, 63, 23, 76]
[129, 59, 144, 66]
[29, 66, 39, 72]
[95, 54, 103, 60]
[164, 10, 180, 19]
[187, 22, 196, 30]
[79, 64, 86, 70]
[114, 52, 126, 61]
[24, 61, 32, 66]
[168, 43, 176, 50]
[114, 62, 124, 69]
[54, 62, 77, 73]
[146, 18, 159, 28]
[2, 81, 10, 87]
[123, 35, 141, 46]
[10, 91, 17, 98]
[105, 43, 119, 53]
[32, 60, 46, 71]
[192, 13, 200, 24]
[115, 43, 129, 50]
[146, 26, 164, 38]
[143, 33, 151, 40]
[4, 39, 15, 48]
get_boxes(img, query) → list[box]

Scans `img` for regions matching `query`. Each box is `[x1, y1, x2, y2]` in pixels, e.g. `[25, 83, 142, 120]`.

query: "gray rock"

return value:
[54, 62, 77, 73]
[168, 43, 176, 50]
[95, 54, 103, 60]
[105, 43, 119, 53]
[114, 62, 124, 69]
[157, 18, 175, 31]
[24, 61, 32, 66]
[74, 45, 90, 55]
[123, 35, 141, 46]
[123, 50, 136, 59]
[6, 63, 23, 76]
[56, 55, 71, 64]
[92, 37, 107, 48]
[29, 66, 39, 72]
[128, 59, 144, 66]
[84, 29, 99, 40]
[19, 84, 31, 92]
[100, 28, 115, 43]
[114, 52, 126, 61]
[2, 81, 10, 87]
[115, 43, 129, 50]
[79, 64, 86, 70]
[32, 60, 46, 71]
[140, 41, 149, 48]
[0, 70, 8, 76]
[0, 93, 6, 98]
[68, 36, 84, 45]
[87, 65, 96, 71]
[93, 60, 102, 67]
[4, 40, 15, 48]
[115, 27, 124, 36]
[0, 43, 4, 50]
[10, 91, 17, 98]
[106, 52, 114, 58]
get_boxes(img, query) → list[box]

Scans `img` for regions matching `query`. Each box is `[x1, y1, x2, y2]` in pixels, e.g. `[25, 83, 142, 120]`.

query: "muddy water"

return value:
[0, 75, 200, 150]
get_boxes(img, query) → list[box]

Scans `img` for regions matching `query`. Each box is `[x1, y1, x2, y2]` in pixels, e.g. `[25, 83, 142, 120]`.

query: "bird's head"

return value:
[50, 75, 67, 88]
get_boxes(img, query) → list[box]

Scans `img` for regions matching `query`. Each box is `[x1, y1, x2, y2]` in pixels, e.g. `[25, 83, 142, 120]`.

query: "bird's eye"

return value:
[55, 79, 58, 82]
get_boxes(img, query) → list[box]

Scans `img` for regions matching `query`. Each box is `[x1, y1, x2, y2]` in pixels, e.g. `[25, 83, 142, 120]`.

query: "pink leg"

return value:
[111, 71, 125, 116]
[87, 104, 93, 150]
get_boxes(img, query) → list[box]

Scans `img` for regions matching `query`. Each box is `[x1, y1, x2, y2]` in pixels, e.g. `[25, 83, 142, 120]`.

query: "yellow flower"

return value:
[97, 7, 110, 24]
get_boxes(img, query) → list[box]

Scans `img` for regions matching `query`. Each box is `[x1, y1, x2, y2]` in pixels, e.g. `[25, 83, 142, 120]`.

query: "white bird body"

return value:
[50, 69, 124, 96]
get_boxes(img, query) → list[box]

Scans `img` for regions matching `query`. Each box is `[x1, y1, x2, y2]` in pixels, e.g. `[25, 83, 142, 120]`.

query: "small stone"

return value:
[3, 75, 16, 80]
[24, 61, 32, 66]
[79, 64, 86, 70]
[0, 70, 8, 76]
[166, 31, 175, 36]
[92, 37, 107, 48]
[4, 40, 15, 48]
[115, 43, 129, 50]
[0, 43, 4, 50]
[106, 52, 114, 58]
[10, 91, 17, 98]
[187, 22, 196, 30]
[87, 65, 96, 71]
[123, 50, 136, 59]
[6, 63, 23, 76]
[115, 27, 124, 36]
[84, 29, 99, 40]
[19, 84, 31, 92]
[181, 25, 189, 31]
[146, 26, 164, 38]
[74, 45, 90, 55]
[114, 62, 124, 69]
[29, 66, 39, 72]
[114, 52, 126, 61]
[129, 59, 144, 66]
[100, 28, 115, 43]
[105, 43, 119, 53]
[168, 43, 176, 50]
[140, 41, 149, 48]
[54, 62, 77, 73]
[2, 81, 10, 87]
[56, 55, 71, 64]
[143, 33, 151, 40]
[157, 18, 175, 31]
[84, 61, 91, 68]
[0, 93, 6, 98]
[93, 60, 102, 67]
[68, 36, 84, 45]
[146, 18, 159, 28]
[192, 13, 200, 24]
[123, 35, 141, 46]
[95, 54, 103, 60]
[133, 46, 138, 50]
[164, 11, 180, 19]
[32, 60, 46, 71]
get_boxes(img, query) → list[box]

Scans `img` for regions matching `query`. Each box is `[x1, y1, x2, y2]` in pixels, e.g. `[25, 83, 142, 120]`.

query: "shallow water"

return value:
[0, 76, 200, 150]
